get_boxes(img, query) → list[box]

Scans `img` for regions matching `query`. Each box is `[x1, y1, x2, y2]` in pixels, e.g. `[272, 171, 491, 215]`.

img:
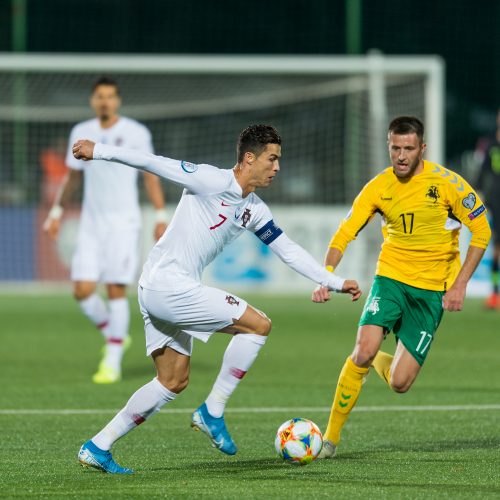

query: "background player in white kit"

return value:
[44, 77, 168, 384]
[73, 125, 361, 474]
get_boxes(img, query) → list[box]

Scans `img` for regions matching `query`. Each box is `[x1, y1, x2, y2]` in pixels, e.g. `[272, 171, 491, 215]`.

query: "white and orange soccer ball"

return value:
[275, 418, 323, 465]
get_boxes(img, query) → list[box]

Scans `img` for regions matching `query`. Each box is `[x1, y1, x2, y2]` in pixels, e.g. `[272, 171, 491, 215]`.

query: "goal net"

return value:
[0, 53, 444, 285]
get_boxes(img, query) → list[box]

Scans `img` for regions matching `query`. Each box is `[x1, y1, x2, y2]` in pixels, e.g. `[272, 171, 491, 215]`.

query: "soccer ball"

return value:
[275, 418, 323, 465]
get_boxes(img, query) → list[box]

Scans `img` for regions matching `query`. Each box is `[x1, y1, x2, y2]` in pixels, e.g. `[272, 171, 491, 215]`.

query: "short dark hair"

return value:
[91, 76, 120, 95]
[237, 124, 281, 163]
[388, 116, 425, 143]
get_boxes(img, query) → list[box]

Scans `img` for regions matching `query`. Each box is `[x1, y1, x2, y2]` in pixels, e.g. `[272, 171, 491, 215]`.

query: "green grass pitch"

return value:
[1, 293, 499, 498]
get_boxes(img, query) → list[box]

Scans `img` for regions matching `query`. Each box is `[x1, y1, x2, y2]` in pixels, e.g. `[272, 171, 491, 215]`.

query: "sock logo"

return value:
[338, 392, 352, 408]
[133, 414, 146, 426]
[229, 367, 247, 379]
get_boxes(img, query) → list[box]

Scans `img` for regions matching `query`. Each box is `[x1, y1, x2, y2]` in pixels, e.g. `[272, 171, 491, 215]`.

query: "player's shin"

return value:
[102, 298, 130, 370]
[371, 350, 393, 386]
[205, 333, 267, 417]
[324, 356, 369, 446]
[78, 294, 110, 338]
[91, 377, 176, 450]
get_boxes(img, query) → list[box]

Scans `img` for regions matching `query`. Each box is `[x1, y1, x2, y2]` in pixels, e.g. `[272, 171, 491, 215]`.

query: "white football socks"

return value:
[92, 378, 176, 450]
[102, 298, 130, 372]
[205, 333, 267, 418]
[78, 294, 110, 339]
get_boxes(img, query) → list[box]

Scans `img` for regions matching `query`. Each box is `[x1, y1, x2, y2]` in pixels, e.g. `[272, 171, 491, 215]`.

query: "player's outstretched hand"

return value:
[72, 140, 95, 161]
[312, 285, 331, 303]
[342, 279, 362, 301]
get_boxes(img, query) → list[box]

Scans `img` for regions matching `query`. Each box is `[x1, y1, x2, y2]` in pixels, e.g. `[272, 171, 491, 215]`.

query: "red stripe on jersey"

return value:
[229, 367, 247, 379]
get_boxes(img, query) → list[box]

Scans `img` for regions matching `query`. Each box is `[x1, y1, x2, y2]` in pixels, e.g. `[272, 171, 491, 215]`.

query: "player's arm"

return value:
[143, 172, 168, 240]
[73, 140, 230, 195]
[250, 212, 361, 299]
[312, 185, 378, 303]
[42, 168, 82, 239]
[443, 182, 491, 311]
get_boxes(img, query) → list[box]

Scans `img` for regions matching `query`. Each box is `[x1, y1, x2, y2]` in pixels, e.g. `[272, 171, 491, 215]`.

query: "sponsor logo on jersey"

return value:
[366, 296, 380, 315]
[225, 295, 240, 306]
[380, 196, 393, 201]
[462, 193, 476, 210]
[241, 208, 252, 227]
[468, 204, 486, 220]
[426, 185, 440, 203]
[221, 201, 230, 207]
[234, 206, 242, 219]
[115, 137, 123, 146]
[181, 160, 198, 173]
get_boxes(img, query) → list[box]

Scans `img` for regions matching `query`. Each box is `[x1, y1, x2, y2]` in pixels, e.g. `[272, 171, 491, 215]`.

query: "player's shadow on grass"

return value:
[340, 436, 500, 456]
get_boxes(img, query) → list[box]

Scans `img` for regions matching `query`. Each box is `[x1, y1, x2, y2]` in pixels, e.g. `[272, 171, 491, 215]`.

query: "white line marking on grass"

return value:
[0, 404, 499, 415]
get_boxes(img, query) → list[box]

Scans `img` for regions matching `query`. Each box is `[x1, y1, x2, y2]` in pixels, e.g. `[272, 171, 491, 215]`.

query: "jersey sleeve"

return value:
[93, 143, 230, 195]
[65, 126, 84, 170]
[329, 180, 379, 253]
[448, 176, 491, 249]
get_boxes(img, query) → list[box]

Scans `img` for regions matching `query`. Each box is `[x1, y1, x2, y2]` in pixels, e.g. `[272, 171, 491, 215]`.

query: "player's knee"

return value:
[389, 377, 411, 394]
[351, 342, 377, 367]
[73, 286, 93, 301]
[158, 374, 189, 394]
[255, 315, 272, 336]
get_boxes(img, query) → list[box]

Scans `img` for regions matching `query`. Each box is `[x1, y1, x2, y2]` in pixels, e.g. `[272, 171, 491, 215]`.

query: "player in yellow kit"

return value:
[312, 116, 491, 458]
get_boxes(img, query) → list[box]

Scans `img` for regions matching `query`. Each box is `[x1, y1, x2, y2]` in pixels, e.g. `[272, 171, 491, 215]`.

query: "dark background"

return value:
[1, 0, 499, 163]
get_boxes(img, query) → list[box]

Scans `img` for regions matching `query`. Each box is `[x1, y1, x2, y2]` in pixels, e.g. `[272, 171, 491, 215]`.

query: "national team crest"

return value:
[225, 295, 240, 306]
[462, 193, 476, 210]
[426, 185, 440, 203]
[241, 208, 252, 228]
[366, 296, 380, 315]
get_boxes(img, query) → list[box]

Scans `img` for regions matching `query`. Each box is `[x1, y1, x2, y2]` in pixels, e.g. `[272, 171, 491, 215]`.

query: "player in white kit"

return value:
[74, 125, 361, 474]
[44, 77, 168, 384]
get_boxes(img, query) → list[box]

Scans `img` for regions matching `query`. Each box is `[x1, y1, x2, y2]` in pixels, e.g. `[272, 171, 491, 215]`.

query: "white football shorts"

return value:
[138, 282, 248, 357]
[71, 219, 140, 284]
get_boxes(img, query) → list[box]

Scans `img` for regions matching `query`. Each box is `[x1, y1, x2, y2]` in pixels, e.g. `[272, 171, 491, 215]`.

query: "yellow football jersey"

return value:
[329, 160, 491, 291]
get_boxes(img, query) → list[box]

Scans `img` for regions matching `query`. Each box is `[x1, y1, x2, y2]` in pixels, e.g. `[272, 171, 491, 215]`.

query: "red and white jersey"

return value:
[93, 144, 346, 293]
[66, 117, 153, 226]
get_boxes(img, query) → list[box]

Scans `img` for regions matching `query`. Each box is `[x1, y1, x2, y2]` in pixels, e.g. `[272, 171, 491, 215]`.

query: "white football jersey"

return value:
[140, 166, 278, 288]
[66, 117, 153, 225]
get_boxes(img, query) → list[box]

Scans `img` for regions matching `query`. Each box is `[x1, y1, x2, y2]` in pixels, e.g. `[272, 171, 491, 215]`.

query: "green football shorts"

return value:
[359, 275, 444, 365]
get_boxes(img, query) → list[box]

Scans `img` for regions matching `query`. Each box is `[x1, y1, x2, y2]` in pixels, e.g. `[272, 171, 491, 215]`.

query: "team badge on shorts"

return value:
[225, 295, 240, 306]
[366, 296, 380, 315]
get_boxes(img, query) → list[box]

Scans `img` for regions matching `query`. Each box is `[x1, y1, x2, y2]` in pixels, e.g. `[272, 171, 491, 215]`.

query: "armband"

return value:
[254, 220, 283, 245]
[325, 265, 335, 273]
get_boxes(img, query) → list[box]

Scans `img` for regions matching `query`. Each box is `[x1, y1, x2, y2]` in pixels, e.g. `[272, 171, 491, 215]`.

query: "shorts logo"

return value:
[468, 204, 485, 220]
[426, 185, 440, 203]
[225, 295, 240, 306]
[241, 208, 252, 228]
[462, 193, 476, 210]
[181, 160, 198, 173]
[366, 296, 380, 315]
